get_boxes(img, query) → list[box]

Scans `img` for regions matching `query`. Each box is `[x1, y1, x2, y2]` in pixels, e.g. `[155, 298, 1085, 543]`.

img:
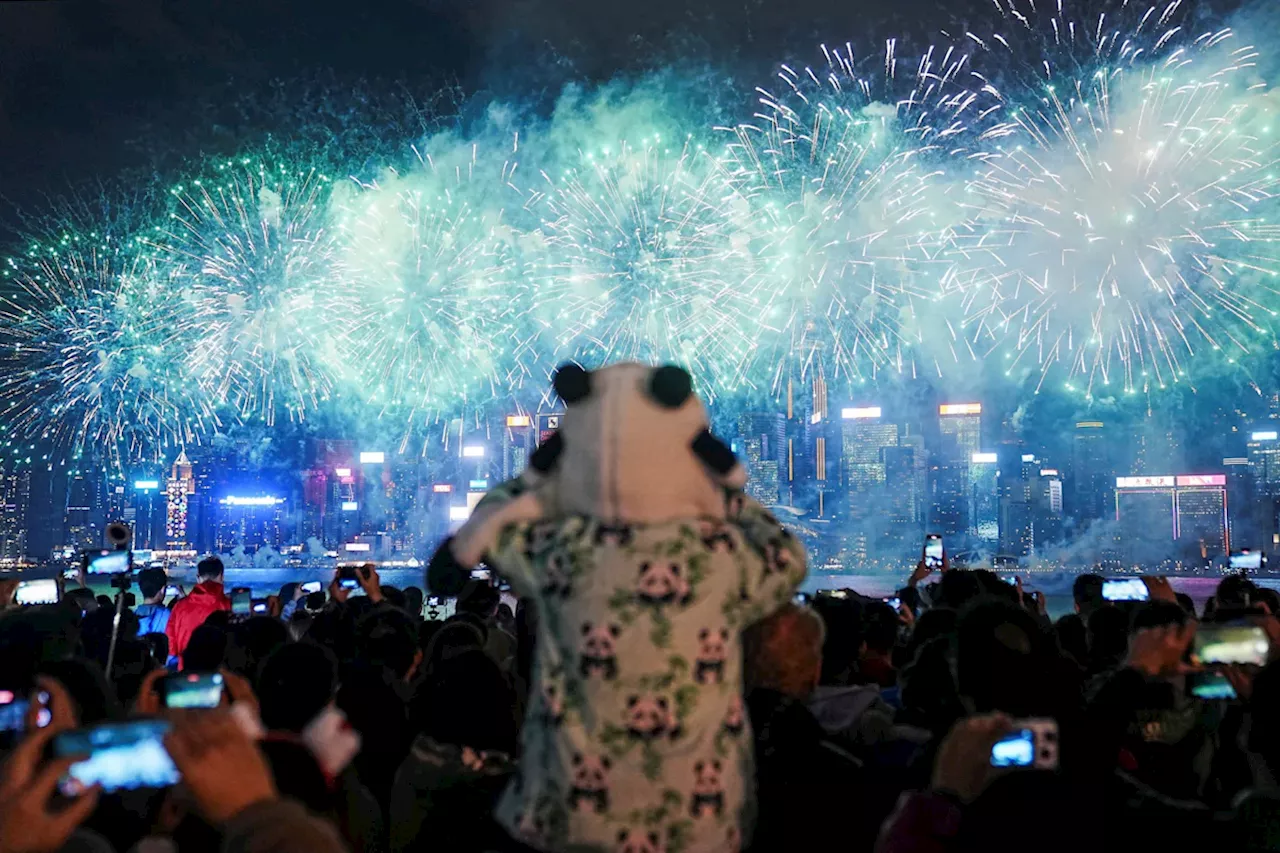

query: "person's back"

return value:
[133, 567, 172, 638]
[167, 556, 231, 667]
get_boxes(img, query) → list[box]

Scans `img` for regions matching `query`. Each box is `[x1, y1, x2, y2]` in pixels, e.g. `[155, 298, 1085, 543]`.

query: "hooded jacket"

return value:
[166, 580, 231, 665]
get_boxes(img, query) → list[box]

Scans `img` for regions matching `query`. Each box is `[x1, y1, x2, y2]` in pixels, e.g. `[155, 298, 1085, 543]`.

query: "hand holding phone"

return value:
[0, 702, 100, 850]
[160, 672, 225, 710]
[164, 712, 278, 824]
[230, 589, 252, 615]
[990, 719, 1058, 770]
[53, 719, 180, 794]
[300, 581, 323, 595]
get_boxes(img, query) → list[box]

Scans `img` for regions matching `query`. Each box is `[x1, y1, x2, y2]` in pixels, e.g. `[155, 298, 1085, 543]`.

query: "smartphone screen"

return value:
[165, 585, 181, 598]
[924, 535, 943, 569]
[1190, 671, 1239, 700]
[470, 568, 491, 581]
[1101, 579, 1149, 602]
[1229, 550, 1263, 571]
[300, 581, 323, 594]
[161, 672, 224, 709]
[54, 719, 180, 794]
[424, 596, 456, 621]
[337, 565, 360, 590]
[251, 601, 268, 614]
[1193, 623, 1270, 666]
[991, 729, 1036, 767]
[793, 592, 811, 606]
[230, 590, 251, 615]
[15, 578, 59, 605]
[84, 550, 130, 575]
[884, 597, 902, 610]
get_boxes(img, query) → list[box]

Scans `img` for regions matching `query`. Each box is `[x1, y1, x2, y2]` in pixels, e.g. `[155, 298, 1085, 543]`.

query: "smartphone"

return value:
[62, 566, 81, 581]
[53, 719, 180, 794]
[230, 589, 251, 615]
[15, 578, 59, 606]
[884, 596, 902, 610]
[165, 585, 181, 599]
[1229, 550, 1263, 572]
[1101, 578, 1149, 602]
[470, 568, 491, 581]
[423, 595, 456, 621]
[1193, 623, 1270, 666]
[83, 549, 130, 575]
[924, 534, 943, 569]
[990, 719, 1058, 769]
[1001, 576, 1019, 586]
[251, 600, 268, 614]
[817, 589, 849, 599]
[160, 672, 224, 709]
[1190, 670, 1239, 700]
[337, 565, 360, 591]
[300, 581, 323, 595]
[793, 592, 812, 606]
[0, 688, 50, 748]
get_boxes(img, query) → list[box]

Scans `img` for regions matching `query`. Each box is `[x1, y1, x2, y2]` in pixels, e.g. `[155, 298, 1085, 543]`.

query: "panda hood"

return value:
[535, 362, 747, 522]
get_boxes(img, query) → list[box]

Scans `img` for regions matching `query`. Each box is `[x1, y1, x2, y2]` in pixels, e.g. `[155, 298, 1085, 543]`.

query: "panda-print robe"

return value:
[473, 481, 806, 853]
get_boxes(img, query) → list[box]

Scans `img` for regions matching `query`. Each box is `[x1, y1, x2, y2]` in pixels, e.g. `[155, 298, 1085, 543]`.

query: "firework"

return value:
[0, 233, 217, 457]
[150, 159, 341, 425]
[954, 1, 1280, 396]
[721, 40, 995, 393]
[329, 142, 531, 425]
[522, 135, 767, 398]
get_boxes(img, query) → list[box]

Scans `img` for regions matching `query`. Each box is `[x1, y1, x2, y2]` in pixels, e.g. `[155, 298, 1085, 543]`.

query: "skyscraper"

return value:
[1073, 421, 1112, 523]
[64, 466, 103, 550]
[0, 466, 30, 562]
[1114, 474, 1229, 564]
[969, 452, 999, 547]
[738, 412, 786, 507]
[165, 451, 195, 549]
[933, 404, 982, 539]
[1174, 475, 1229, 560]
[839, 406, 900, 560]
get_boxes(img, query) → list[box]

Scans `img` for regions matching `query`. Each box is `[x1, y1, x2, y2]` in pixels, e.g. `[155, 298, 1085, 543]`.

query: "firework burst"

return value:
[524, 135, 766, 398]
[721, 39, 996, 394]
[0, 233, 216, 457]
[330, 142, 531, 425]
[151, 159, 340, 425]
[955, 4, 1280, 396]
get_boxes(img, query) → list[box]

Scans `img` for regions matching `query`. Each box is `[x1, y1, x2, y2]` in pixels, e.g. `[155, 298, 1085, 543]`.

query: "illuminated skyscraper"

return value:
[64, 466, 103, 550]
[165, 450, 195, 549]
[839, 406, 900, 559]
[0, 466, 30, 561]
[738, 412, 786, 507]
[1114, 474, 1229, 563]
[939, 403, 982, 461]
[1073, 421, 1113, 523]
[969, 452, 999, 546]
[1247, 430, 1280, 495]
[933, 404, 982, 538]
[502, 415, 535, 479]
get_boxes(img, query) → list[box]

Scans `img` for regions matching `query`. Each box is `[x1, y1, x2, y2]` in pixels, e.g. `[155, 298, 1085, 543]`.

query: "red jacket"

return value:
[166, 580, 231, 666]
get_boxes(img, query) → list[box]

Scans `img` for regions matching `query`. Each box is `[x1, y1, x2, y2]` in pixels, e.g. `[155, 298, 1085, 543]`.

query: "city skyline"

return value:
[6, 375, 1280, 573]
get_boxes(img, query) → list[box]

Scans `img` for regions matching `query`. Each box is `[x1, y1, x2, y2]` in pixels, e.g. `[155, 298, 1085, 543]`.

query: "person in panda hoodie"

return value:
[428, 362, 807, 853]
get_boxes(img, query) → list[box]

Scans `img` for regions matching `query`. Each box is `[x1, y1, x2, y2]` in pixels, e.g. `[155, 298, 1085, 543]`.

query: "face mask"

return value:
[300, 705, 362, 777]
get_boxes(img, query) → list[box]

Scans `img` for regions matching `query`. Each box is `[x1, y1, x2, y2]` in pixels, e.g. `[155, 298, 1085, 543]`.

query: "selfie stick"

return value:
[102, 522, 133, 681]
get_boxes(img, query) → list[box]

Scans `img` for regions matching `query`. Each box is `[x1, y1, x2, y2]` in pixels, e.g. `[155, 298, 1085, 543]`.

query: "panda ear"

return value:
[553, 362, 591, 405]
[529, 431, 562, 473]
[648, 364, 692, 409]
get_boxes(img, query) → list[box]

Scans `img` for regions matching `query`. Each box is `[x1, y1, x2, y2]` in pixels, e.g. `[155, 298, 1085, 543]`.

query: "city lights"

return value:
[461, 445, 485, 458]
[505, 415, 531, 427]
[220, 496, 285, 507]
[939, 403, 982, 416]
[334, 467, 352, 478]
[341, 501, 359, 511]
[344, 542, 371, 552]
[134, 480, 160, 490]
[1252, 431, 1278, 441]
[468, 479, 488, 490]
[359, 451, 385, 464]
[448, 506, 471, 521]
[432, 484, 453, 493]
[841, 407, 882, 419]
[971, 452, 998, 464]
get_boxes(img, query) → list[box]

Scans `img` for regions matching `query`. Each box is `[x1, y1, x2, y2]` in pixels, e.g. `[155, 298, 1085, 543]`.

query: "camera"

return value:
[990, 718, 1058, 770]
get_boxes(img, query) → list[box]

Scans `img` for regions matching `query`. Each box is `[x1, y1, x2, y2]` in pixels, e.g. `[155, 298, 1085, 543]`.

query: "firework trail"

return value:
[0, 232, 217, 457]
[720, 39, 998, 394]
[953, 0, 1280, 397]
[329, 141, 532, 426]
[150, 159, 341, 425]
[523, 135, 765, 398]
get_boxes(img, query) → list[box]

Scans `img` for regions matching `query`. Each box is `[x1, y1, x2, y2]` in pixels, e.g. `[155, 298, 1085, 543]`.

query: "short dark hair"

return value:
[1072, 574, 1104, 612]
[136, 568, 167, 600]
[357, 608, 419, 679]
[456, 581, 499, 617]
[196, 556, 224, 581]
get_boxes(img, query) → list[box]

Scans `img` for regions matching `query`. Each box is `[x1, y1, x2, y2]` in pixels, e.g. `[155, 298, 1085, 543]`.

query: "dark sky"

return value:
[0, 0, 982, 230]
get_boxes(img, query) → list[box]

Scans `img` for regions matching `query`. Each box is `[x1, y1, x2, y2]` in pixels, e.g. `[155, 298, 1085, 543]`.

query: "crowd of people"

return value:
[3, 548, 1280, 852]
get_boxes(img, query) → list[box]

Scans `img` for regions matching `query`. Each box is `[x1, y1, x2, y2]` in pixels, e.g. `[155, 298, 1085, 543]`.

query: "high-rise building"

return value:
[1246, 429, 1280, 547]
[213, 496, 287, 553]
[1114, 474, 1229, 563]
[64, 466, 103, 550]
[128, 479, 166, 551]
[1223, 456, 1257, 550]
[933, 404, 981, 539]
[1033, 466, 1065, 550]
[165, 451, 195, 549]
[502, 415, 536, 479]
[969, 452, 999, 546]
[838, 406, 901, 560]
[997, 451, 1034, 558]
[738, 412, 786, 507]
[882, 445, 921, 549]
[1073, 421, 1112, 523]
[0, 466, 30, 562]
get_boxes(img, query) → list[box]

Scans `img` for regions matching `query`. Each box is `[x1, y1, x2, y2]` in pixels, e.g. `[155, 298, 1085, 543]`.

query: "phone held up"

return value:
[990, 719, 1059, 771]
[159, 672, 225, 710]
[53, 719, 180, 795]
[924, 534, 943, 570]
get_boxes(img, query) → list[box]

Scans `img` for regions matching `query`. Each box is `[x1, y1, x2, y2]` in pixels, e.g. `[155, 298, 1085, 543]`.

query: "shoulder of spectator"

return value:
[875, 789, 964, 853]
[220, 799, 348, 853]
